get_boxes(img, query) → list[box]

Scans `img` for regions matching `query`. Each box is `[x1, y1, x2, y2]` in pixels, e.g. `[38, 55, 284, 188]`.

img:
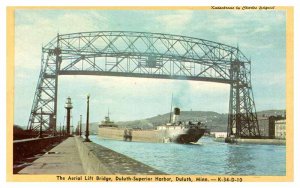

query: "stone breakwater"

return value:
[75, 137, 166, 175]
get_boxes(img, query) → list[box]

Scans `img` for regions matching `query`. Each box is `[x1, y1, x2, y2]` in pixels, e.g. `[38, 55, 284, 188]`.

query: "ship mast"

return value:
[169, 93, 173, 123]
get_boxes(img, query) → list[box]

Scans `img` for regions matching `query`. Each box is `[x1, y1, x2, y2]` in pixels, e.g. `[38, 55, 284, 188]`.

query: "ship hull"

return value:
[98, 126, 206, 144]
[174, 128, 206, 144]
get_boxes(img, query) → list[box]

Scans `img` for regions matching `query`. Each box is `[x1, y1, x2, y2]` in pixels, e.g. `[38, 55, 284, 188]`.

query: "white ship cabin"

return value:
[156, 123, 185, 130]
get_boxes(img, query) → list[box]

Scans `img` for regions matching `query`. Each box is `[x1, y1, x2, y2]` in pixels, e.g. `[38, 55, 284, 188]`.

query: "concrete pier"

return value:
[18, 137, 84, 174]
[215, 137, 286, 145]
[75, 137, 165, 175]
[18, 136, 165, 175]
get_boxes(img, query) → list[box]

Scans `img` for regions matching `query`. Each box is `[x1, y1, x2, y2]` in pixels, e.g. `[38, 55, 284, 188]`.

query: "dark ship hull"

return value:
[173, 127, 206, 144]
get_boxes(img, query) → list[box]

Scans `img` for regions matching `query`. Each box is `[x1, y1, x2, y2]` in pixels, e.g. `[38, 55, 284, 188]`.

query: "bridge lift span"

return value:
[27, 31, 260, 138]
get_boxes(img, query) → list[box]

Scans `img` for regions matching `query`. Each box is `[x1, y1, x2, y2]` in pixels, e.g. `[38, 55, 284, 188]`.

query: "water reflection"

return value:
[225, 144, 256, 175]
[90, 135, 285, 175]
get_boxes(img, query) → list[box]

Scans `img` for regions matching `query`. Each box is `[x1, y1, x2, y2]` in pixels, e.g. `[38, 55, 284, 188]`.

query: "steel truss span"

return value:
[27, 31, 260, 138]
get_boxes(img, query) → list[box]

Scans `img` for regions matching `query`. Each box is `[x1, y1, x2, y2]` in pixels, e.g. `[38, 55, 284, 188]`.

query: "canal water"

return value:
[90, 135, 286, 175]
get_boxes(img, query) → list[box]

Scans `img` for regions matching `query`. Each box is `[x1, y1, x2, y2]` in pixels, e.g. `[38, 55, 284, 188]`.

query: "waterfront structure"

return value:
[64, 97, 73, 136]
[213, 132, 227, 138]
[26, 31, 260, 138]
[267, 115, 286, 139]
[258, 117, 270, 138]
[275, 119, 286, 139]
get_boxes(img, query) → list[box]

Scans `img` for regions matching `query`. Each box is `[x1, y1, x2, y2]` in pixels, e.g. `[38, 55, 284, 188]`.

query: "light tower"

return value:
[64, 97, 73, 136]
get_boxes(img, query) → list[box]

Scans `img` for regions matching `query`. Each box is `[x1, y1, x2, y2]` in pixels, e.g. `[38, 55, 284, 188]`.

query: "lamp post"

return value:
[76, 121, 80, 136]
[62, 125, 65, 136]
[79, 115, 82, 137]
[52, 115, 56, 136]
[59, 124, 62, 137]
[85, 94, 91, 142]
[39, 108, 43, 138]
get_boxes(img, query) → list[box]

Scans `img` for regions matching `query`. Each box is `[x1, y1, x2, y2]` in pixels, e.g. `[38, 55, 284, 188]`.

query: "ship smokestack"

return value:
[172, 107, 180, 123]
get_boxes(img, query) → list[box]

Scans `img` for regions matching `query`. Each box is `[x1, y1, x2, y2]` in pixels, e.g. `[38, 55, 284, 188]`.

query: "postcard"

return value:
[6, 6, 294, 182]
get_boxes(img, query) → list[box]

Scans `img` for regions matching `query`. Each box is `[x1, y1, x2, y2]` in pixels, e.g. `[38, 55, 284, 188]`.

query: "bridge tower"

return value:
[26, 34, 60, 134]
[227, 59, 260, 138]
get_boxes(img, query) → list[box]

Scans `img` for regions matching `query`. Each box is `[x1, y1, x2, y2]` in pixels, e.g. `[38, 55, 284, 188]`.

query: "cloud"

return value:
[54, 12, 109, 33]
[253, 71, 286, 87]
[15, 10, 109, 69]
[154, 10, 193, 34]
[15, 71, 30, 79]
[208, 17, 237, 29]
[255, 97, 286, 111]
[242, 43, 274, 50]
[252, 25, 271, 34]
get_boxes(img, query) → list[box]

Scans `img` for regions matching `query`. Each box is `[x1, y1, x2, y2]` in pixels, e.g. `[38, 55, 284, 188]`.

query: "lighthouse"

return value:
[64, 97, 73, 136]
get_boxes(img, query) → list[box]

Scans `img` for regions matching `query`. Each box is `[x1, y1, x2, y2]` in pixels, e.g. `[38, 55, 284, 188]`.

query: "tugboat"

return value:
[99, 109, 117, 128]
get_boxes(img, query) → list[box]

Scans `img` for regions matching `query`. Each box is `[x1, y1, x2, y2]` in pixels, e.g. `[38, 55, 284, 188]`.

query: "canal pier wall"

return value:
[215, 137, 286, 145]
[17, 136, 165, 175]
[75, 137, 165, 174]
[13, 136, 66, 163]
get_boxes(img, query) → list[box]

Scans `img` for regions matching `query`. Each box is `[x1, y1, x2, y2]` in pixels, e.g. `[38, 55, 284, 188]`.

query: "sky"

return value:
[14, 9, 286, 127]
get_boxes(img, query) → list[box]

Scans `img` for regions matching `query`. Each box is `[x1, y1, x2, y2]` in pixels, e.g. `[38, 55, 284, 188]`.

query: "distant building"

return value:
[258, 115, 286, 139]
[211, 114, 286, 139]
[212, 132, 227, 138]
[258, 117, 269, 138]
[268, 115, 286, 139]
[275, 119, 286, 139]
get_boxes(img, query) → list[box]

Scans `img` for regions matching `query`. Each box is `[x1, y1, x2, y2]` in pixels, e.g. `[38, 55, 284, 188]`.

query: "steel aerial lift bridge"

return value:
[26, 31, 260, 138]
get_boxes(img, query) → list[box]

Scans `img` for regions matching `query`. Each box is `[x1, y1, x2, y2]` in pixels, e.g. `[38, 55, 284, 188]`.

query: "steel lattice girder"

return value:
[27, 31, 260, 138]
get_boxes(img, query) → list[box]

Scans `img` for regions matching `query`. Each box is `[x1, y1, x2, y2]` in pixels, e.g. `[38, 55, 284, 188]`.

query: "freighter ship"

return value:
[98, 107, 206, 144]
